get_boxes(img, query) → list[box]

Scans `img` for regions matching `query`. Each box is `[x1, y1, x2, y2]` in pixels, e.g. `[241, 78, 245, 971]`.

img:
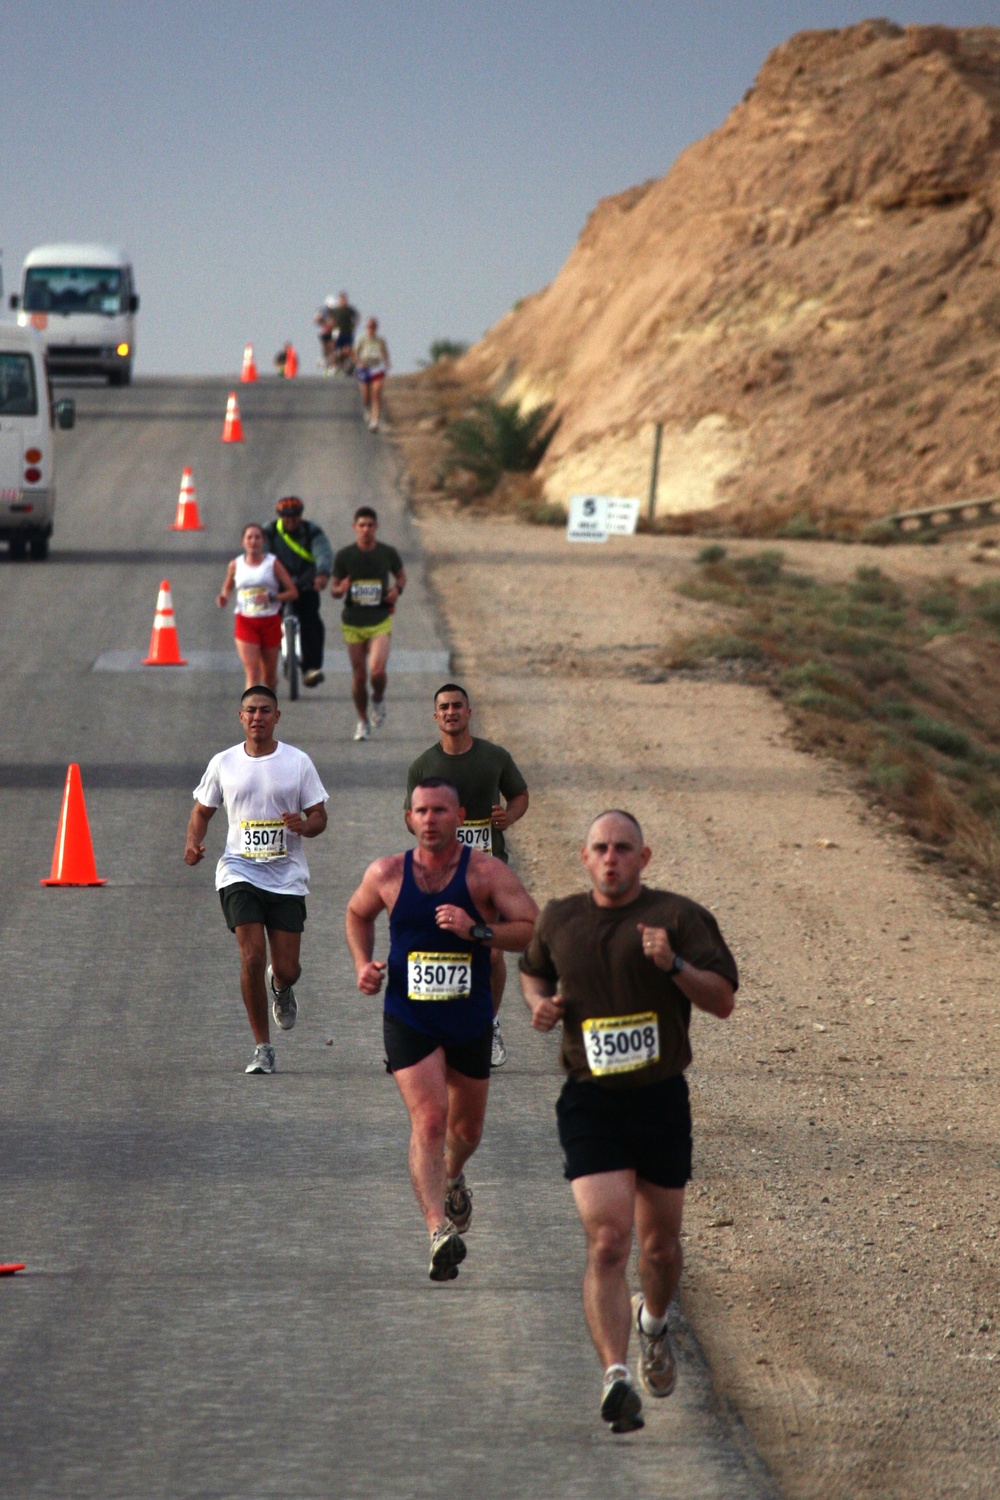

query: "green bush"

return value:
[426, 339, 469, 364]
[444, 399, 555, 491]
[791, 686, 862, 719]
[850, 566, 903, 606]
[917, 585, 960, 624]
[733, 549, 785, 586]
[910, 716, 971, 758]
[780, 511, 821, 540]
[696, 543, 728, 565]
[971, 581, 1000, 630]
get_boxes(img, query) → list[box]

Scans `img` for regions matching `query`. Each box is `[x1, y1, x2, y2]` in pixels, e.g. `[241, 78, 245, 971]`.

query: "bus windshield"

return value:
[0, 353, 39, 416]
[24, 267, 124, 316]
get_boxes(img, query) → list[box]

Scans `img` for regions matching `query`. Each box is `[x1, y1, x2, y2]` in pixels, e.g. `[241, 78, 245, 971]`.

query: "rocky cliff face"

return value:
[459, 21, 1000, 527]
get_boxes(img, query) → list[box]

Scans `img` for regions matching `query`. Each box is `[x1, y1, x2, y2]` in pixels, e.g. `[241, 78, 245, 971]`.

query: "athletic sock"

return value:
[604, 1363, 630, 1381]
[639, 1303, 669, 1337]
[446, 1174, 463, 1188]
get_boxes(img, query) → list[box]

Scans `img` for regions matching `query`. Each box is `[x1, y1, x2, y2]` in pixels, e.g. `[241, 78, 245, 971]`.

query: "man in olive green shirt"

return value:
[405, 683, 529, 1066]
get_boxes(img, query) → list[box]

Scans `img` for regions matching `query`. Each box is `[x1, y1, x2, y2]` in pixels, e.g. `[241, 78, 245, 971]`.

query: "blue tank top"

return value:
[385, 845, 493, 1042]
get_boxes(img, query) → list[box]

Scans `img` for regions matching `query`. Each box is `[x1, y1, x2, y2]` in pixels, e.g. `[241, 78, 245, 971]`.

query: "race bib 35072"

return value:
[456, 819, 493, 855]
[582, 1013, 660, 1076]
[240, 819, 288, 860]
[407, 951, 472, 1001]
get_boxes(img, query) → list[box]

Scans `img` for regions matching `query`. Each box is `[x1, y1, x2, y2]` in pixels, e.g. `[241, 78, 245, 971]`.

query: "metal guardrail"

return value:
[886, 494, 1000, 536]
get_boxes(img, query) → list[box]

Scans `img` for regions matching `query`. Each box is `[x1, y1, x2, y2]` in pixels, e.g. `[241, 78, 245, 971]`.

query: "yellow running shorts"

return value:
[341, 617, 393, 646]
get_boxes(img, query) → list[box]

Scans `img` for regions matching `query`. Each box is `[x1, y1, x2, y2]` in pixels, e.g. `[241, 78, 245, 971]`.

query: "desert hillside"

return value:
[457, 20, 1000, 529]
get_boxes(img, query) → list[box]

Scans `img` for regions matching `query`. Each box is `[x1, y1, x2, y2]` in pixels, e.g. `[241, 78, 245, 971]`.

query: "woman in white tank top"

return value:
[217, 523, 298, 690]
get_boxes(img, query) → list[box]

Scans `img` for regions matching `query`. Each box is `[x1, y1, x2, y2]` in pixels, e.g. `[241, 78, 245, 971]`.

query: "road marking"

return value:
[93, 648, 451, 673]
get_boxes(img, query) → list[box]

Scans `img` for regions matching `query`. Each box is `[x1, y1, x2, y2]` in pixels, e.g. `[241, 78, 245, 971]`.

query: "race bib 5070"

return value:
[456, 819, 493, 855]
[240, 819, 287, 860]
[582, 1012, 660, 1076]
[407, 951, 471, 1001]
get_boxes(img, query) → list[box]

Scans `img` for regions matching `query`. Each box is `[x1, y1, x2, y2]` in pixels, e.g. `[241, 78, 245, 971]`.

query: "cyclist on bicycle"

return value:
[263, 497, 333, 688]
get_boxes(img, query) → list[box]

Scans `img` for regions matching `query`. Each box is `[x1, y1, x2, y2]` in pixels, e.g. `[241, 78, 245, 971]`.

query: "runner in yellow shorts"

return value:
[331, 505, 406, 740]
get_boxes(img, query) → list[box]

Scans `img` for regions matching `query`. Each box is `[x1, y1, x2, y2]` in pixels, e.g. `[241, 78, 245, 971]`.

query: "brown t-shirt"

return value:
[519, 886, 738, 1089]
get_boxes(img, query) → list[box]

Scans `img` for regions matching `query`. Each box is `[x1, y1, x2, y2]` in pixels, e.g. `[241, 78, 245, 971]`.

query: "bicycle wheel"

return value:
[286, 614, 299, 700]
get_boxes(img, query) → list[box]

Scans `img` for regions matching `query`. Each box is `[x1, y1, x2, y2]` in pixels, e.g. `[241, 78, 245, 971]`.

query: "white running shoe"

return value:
[369, 699, 386, 729]
[353, 720, 370, 741]
[245, 1043, 276, 1075]
[632, 1293, 677, 1397]
[267, 964, 298, 1031]
[444, 1174, 473, 1233]
[600, 1365, 644, 1432]
[491, 1017, 508, 1068]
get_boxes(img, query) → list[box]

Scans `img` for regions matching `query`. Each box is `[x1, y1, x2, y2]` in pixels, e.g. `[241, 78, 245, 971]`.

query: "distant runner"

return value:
[329, 292, 359, 374]
[217, 523, 298, 691]
[185, 686, 329, 1075]
[346, 778, 537, 1280]
[354, 316, 390, 430]
[405, 683, 529, 1068]
[519, 810, 737, 1432]
[263, 496, 333, 688]
[331, 506, 405, 740]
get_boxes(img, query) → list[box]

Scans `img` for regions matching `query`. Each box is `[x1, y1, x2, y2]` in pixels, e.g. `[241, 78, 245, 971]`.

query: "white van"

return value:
[0, 325, 75, 560]
[10, 243, 139, 385]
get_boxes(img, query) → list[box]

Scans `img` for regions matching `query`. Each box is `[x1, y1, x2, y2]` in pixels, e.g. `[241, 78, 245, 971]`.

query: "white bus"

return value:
[0, 324, 75, 560]
[10, 243, 139, 385]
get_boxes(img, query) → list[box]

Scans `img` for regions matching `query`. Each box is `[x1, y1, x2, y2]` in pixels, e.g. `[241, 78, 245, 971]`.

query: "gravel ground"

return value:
[412, 507, 1000, 1500]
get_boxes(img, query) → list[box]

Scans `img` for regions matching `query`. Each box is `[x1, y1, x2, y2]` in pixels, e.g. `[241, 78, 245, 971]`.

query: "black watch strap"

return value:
[670, 954, 685, 975]
[469, 923, 494, 943]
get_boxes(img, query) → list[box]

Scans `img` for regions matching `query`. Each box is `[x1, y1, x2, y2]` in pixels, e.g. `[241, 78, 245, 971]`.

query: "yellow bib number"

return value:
[582, 1012, 659, 1076]
[456, 819, 493, 855]
[240, 819, 287, 861]
[407, 951, 471, 1001]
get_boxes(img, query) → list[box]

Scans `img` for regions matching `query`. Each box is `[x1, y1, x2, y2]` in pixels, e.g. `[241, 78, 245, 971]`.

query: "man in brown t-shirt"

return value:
[519, 810, 738, 1433]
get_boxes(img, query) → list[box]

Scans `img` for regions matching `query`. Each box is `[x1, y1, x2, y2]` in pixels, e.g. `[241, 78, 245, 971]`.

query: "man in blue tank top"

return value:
[346, 778, 538, 1281]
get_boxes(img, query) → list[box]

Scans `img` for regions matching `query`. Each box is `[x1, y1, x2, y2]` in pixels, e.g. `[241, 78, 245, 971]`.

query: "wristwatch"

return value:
[468, 923, 494, 943]
[669, 954, 685, 976]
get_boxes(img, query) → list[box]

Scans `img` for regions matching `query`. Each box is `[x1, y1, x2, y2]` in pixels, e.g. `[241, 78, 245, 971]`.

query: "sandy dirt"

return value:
[410, 505, 999, 1500]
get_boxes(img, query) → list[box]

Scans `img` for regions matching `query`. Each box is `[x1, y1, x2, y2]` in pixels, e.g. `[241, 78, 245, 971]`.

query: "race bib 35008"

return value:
[240, 819, 288, 860]
[582, 1013, 660, 1076]
[456, 819, 493, 855]
[407, 951, 472, 1001]
[350, 579, 383, 607]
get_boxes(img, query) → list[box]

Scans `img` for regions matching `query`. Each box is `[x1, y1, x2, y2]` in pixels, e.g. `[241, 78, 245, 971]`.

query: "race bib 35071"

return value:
[407, 951, 472, 1001]
[240, 819, 288, 860]
[582, 1013, 660, 1076]
[456, 819, 493, 855]
[350, 579, 383, 607]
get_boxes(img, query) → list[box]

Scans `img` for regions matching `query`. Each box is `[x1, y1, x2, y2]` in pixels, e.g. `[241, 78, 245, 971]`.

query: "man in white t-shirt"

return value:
[185, 685, 329, 1074]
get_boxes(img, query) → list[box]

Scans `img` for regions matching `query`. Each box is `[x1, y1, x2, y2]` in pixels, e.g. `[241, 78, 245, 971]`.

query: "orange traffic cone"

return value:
[40, 763, 107, 887]
[283, 344, 299, 378]
[240, 343, 258, 382]
[222, 392, 244, 443]
[143, 579, 188, 666]
[169, 466, 204, 531]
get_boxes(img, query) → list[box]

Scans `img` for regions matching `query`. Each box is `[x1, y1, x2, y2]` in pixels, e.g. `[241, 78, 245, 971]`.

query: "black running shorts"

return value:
[383, 1012, 493, 1081]
[219, 882, 307, 934]
[556, 1073, 692, 1188]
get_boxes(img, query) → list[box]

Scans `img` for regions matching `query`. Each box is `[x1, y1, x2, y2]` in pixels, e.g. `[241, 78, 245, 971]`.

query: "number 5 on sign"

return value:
[567, 496, 640, 543]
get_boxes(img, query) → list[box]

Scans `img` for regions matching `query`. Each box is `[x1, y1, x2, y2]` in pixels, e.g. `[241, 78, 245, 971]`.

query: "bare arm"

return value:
[283, 801, 327, 838]
[519, 968, 566, 1032]
[385, 565, 407, 607]
[184, 802, 216, 865]
[330, 573, 350, 599]
[491, 789, 528, 832]
[437, 858, 538, 954]
[637, 923, 735, 1019]
[273, 558, 298, 603]
[217, 560, 237, 608]
[346, 860, 391, 994]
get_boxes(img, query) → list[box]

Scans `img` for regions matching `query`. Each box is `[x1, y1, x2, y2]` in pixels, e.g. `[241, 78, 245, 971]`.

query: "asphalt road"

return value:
[0, 376, 774, 1499]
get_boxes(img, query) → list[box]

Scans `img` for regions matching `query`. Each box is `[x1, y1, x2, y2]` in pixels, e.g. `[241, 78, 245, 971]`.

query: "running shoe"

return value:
[369, 699, 386, 729]
[491, 1017, 508, 1068]
[303, 669, 325, 688]
[631, 1293, 677, 1397]
[267, 964, 298, 1031]
[444, 1174, 473, 1233]
[428, 1221, 466, 1282]
[353, 720, 370, 741]
[245, 1043, 276, 1075]
[369, 417, 379, 432]
[600, 1366, 644, 1433]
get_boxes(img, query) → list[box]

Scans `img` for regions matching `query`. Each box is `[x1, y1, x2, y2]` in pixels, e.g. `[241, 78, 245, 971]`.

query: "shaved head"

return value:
[586, 809, 644, 847]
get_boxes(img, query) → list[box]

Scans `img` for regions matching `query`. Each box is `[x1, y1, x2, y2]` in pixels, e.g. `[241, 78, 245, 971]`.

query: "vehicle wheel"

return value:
[9, 537, 27, 560]
[29, 534, 50, 561]
[286, 617, 299, 701]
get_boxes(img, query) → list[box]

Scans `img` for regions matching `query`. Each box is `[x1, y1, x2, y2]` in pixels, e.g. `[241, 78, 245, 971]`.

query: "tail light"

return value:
[24, 449, 41, 463]
[24, 467, 42, 483]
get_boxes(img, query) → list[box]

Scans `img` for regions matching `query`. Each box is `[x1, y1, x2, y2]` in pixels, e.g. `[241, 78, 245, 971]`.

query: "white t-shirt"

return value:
[193, 741, 328, 895]
[234, 553, 281, 618]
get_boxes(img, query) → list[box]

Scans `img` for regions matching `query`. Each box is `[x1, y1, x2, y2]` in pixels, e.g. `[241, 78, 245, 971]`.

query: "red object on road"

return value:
[40, 763, 107, 887]
[0, 1264, 26, 1275]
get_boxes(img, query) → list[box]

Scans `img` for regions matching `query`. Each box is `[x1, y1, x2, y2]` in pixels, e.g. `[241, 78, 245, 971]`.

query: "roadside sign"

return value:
[567, 495, 640, 543]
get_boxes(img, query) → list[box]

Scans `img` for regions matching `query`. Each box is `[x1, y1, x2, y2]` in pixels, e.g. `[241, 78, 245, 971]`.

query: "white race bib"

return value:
[237, 586, 273, 618]
[350, 579, 383, 607]
[456, 819, 493, 855]
[240, 819, 288, 861]
[582, 1012, 660, 1076]
[408, 951, 472, 1001]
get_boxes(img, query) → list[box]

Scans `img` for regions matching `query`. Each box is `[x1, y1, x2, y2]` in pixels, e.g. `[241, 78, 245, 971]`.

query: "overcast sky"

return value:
[3, 1, 995, 376]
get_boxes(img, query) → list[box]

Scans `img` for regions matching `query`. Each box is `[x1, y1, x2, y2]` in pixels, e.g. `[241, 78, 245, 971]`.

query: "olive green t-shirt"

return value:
[519, 886, 738, 1088]
[405, 738, 528, 862]
[332, 541, 403, 626]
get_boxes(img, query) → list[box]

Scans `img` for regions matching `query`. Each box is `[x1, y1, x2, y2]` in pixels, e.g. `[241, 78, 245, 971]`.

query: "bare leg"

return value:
[391, 1049, 451, 1232]
[265, 927, 302, 992]
[234, 923, 270, 1043]
[260, 645, 280, 691]
[368, 630, 391, 704]
[634, 1181, 685, 1318]
[347, 640, 369, 720]
[369, 375, 385, 425]
[443, 1069, 490, 1180]
[571, 1171, 637, 1369]
[490, 948, 506, 1018]
[236, 639, 266, 691]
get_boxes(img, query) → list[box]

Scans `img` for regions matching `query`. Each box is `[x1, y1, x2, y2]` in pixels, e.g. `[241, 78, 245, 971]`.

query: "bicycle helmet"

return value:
[276, 495, 304, 516]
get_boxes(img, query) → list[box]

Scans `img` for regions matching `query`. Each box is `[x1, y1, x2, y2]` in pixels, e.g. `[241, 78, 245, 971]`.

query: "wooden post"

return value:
[647, 422, 663, 522]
